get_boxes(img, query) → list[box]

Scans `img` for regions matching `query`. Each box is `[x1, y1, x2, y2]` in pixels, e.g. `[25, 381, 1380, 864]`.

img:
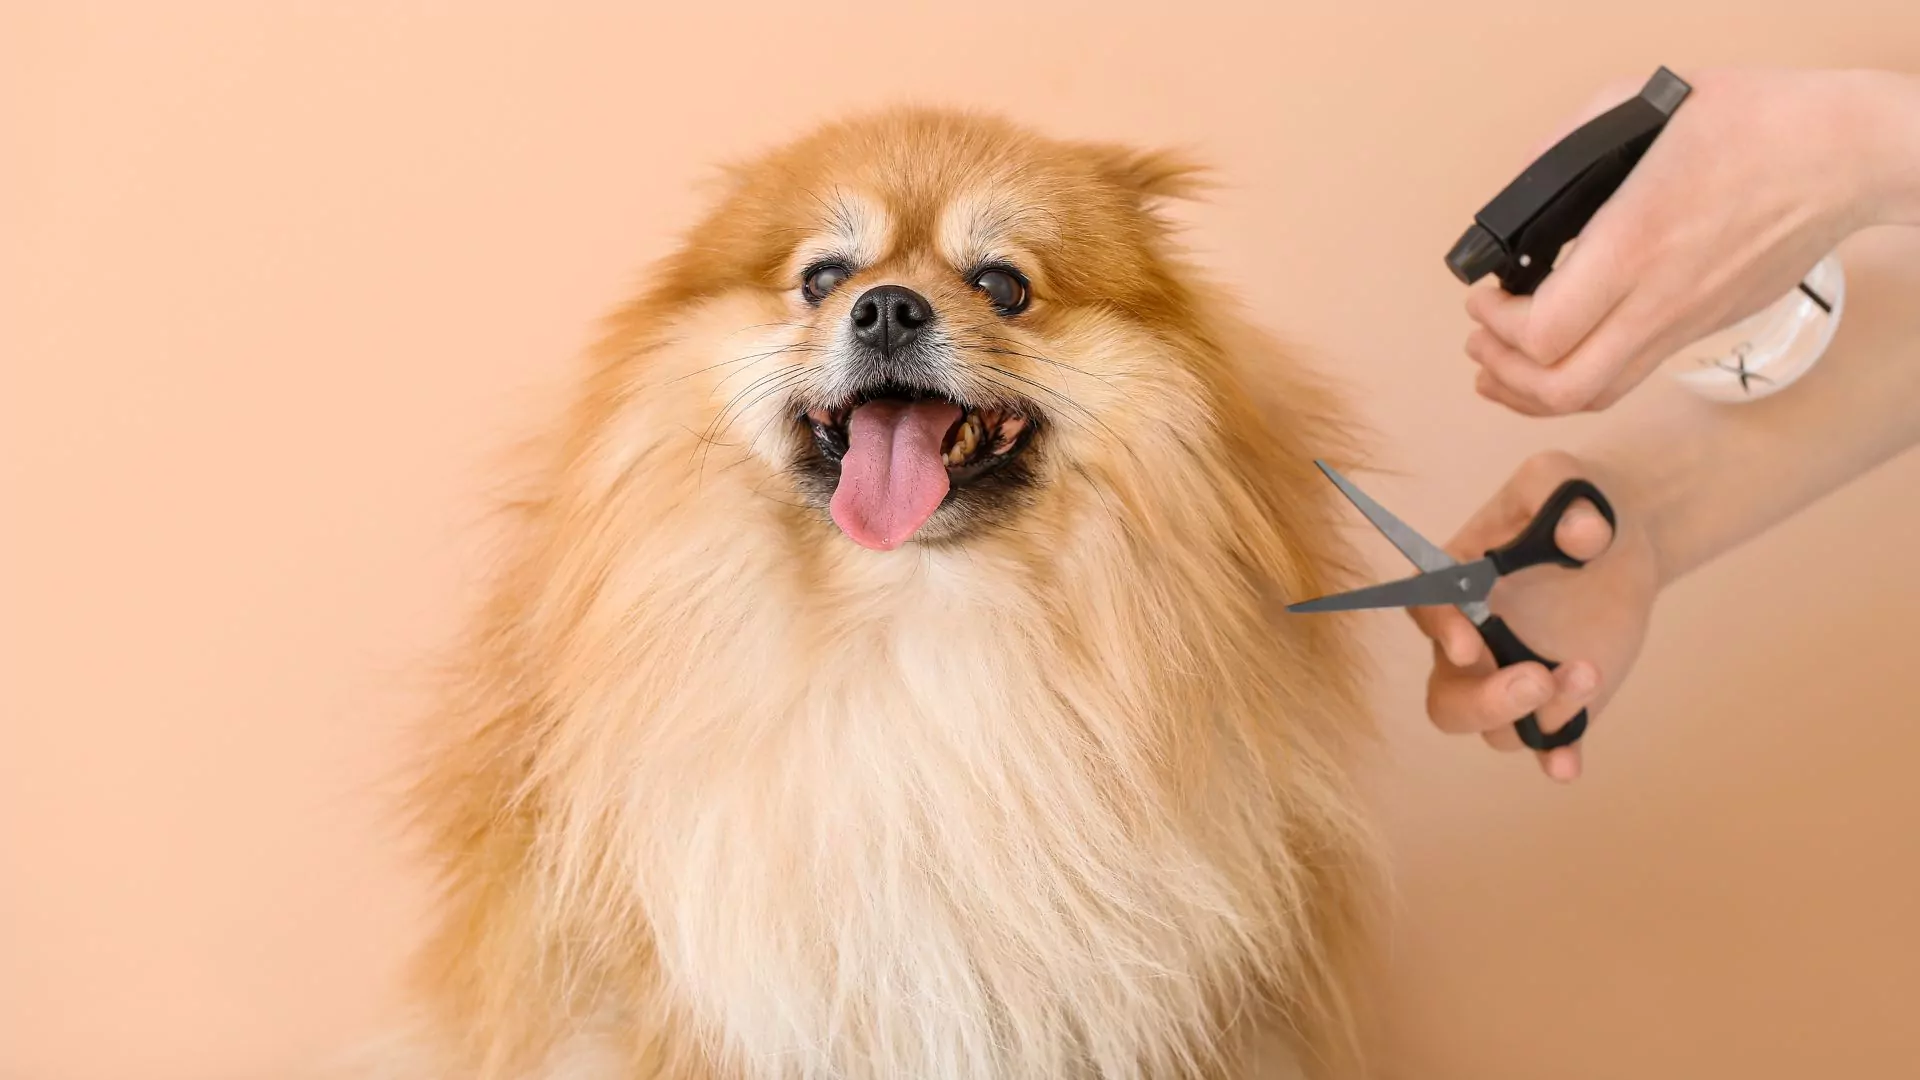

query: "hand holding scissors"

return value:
[1289, 456, 1644, 770]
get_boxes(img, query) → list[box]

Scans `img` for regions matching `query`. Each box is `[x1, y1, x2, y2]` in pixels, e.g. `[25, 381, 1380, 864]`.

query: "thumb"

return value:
[1554, 499, 1616, 562]
[1481, 451, 1598, 543]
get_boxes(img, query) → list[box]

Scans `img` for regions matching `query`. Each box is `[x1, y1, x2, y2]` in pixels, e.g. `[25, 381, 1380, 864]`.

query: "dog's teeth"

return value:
[947, 414, 983, 466]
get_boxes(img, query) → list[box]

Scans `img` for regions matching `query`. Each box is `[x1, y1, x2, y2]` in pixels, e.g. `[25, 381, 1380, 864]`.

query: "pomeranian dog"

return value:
[391, 107, 1380, 1080]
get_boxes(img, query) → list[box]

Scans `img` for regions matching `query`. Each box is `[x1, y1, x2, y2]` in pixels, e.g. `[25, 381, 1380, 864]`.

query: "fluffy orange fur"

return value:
[395, 108, 1380, 1080]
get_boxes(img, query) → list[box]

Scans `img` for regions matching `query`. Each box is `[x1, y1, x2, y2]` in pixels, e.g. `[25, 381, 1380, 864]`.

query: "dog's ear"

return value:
[1075, 143, 1212, 203]
[701, 158, 761, 200]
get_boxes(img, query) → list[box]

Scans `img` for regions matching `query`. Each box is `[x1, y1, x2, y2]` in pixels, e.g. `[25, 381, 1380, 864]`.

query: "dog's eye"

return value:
[971, 267, 1030, 316]
[801, 263, 851, 304]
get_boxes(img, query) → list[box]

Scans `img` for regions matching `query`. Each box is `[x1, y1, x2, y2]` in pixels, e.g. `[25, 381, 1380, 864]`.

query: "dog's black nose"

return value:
[849, 285, 932, 356]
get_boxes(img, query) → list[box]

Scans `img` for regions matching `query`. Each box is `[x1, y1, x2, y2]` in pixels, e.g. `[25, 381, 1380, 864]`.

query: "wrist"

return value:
[1585, 445, 1685, 591]
[1578, 398, 1720, 591]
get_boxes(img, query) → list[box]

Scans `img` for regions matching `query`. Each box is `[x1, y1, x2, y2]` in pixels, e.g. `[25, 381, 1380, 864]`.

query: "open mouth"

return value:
[796, 386, 1039, 551]
[805, 395, 1034, 483]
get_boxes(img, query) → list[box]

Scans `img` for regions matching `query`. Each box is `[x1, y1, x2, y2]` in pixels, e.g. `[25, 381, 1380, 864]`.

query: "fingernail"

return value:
[1509, 673, 1551, 711]
[1567, 665, 1597, 696]
[1547, 754, 1580, 783]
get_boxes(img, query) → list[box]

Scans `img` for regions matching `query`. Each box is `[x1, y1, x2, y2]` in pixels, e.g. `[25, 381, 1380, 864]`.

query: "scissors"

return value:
[1287, 461, 1616, 752]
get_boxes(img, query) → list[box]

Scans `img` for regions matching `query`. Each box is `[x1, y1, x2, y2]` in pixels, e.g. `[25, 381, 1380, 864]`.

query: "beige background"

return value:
[6, 4, 1920, 1078]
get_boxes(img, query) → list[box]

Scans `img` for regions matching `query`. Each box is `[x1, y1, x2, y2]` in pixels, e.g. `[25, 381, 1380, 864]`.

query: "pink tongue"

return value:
[830, 399, 962, 551]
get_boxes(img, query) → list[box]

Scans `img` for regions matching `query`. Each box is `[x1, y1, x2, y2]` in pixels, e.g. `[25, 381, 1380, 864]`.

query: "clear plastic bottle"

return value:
[1662, 253, 1845, 403]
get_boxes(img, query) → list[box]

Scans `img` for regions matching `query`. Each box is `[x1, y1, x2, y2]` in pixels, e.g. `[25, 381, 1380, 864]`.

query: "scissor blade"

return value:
[1286, 558, 1499, 614]
[1313, 460, 1458, 574]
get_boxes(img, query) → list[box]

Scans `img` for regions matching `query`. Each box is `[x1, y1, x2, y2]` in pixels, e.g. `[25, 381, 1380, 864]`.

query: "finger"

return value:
[1408, 604, 1486, 669]
[1481, 724, 1525, 753]
[1473, 366, 1556, 417]
[1539, 743, 1584, 783]
[1470, 315, 1642, 415]
[1531, 660, 1601, 780]
[1534, 660, 1600, 737]
[1553, 501, 1615, 562]
[1463, 325, 1509, 366]
[1478, 665, 1598, 767]
[1464, 234, 1631, 369]
[1467, 333, 1576, 415]
[1427, 657, 1555, 736]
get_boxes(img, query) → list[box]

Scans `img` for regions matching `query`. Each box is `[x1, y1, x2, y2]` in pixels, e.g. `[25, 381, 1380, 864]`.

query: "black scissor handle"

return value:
[1485, 478, 1617, 576]
[1478, 616, 1589, 750]
[1479, 479, 1617, 752]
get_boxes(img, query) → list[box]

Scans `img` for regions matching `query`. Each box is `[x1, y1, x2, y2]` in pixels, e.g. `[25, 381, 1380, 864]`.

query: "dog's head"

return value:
[606, 108, 1309, 557]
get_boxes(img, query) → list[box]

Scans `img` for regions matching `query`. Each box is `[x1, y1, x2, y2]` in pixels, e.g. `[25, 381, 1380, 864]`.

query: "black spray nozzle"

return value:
[1447, 66, 1692, 295]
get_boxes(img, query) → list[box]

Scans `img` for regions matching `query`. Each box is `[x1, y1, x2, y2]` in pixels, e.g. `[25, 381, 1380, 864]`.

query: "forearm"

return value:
[1581, 226, 1920, 586]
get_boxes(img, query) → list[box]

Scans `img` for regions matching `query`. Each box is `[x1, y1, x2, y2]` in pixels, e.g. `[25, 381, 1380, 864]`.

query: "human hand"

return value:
[1409, 452, 1663, 782]
[1465, 67, 1920, 416]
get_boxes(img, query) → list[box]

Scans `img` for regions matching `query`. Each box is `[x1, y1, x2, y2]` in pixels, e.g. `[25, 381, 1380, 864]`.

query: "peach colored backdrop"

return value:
[6, 5, 1919, 1078]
